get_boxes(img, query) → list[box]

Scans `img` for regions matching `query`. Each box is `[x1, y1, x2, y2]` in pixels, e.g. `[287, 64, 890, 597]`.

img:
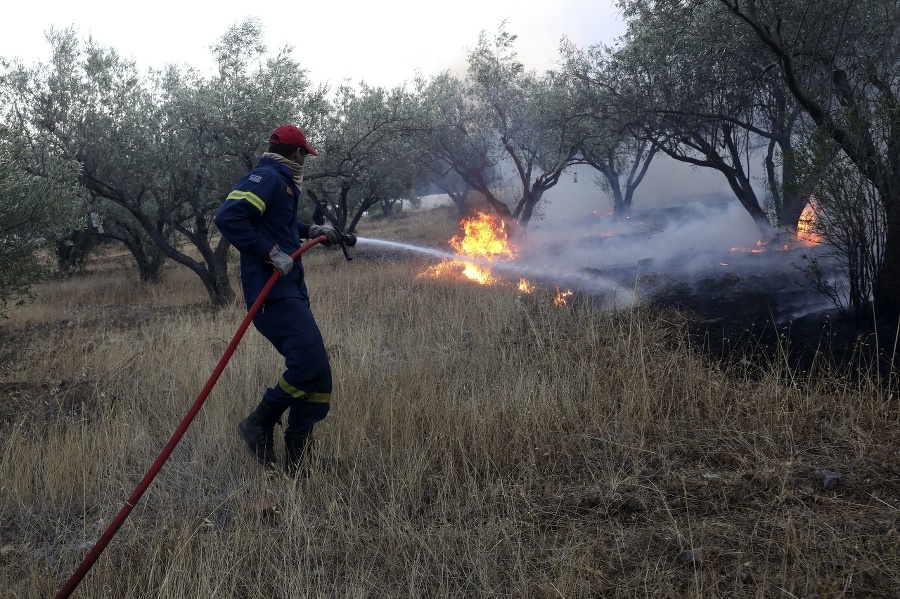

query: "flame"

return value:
[729, 239, 769, 254]
[554, 286, 574, 306]
[797, 200, 822, 244]
[450, 212, 515, 261]
[726, 199, 823, 254]
[421, 258, 497, 285]
[420, 211, 515, 285]
[419, 211, 559, 303]
[461, 262, 495, 284]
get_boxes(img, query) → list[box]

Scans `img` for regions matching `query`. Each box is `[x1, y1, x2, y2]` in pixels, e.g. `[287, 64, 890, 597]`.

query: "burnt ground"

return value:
[515, 197, 900, 379]
[356, 230, 897, 378]
[585, 244, 897, 379]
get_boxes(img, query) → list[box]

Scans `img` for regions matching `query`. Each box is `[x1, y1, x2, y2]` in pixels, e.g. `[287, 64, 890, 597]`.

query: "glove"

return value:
[309, 224, 341, 246]
[268, 245, 294, 275]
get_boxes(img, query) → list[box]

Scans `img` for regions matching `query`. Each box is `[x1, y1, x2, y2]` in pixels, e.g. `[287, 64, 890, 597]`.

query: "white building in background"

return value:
[416, 194, 454, 209]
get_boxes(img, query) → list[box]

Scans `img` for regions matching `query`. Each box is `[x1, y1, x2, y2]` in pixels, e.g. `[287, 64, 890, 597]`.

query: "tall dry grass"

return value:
[1, 209, 898, 598]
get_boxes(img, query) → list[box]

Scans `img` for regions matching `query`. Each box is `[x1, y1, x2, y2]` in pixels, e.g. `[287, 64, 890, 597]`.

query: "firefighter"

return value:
[214, 124, 340, 474]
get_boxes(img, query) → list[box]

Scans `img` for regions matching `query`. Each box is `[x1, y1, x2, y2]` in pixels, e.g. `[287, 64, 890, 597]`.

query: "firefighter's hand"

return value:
[268, 245, 294, 275]
[309, 224, 340, 246]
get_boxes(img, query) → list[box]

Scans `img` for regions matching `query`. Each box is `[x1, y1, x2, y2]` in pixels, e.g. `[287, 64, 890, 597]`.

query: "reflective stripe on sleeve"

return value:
[226, 190, 266, 213]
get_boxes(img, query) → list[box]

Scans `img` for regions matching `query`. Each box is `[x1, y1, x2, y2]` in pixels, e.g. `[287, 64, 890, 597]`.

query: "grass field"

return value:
[1, 207, 898, 598]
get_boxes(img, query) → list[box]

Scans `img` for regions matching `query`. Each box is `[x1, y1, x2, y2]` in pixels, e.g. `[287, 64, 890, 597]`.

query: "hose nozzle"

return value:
[335, 229, 355, 261]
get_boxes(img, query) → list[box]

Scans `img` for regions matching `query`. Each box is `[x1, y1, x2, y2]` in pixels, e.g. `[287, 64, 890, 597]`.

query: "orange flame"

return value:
[554, 287, 574, 306]
[730, 245, 766, 254]
[450, 212, 515, 261]
[730, 239, 768, 254]
[419, 212, 551, 300]
[460, 262, 496, 284]
[797, 200, 822, 244]
[420, 212, 515, 285]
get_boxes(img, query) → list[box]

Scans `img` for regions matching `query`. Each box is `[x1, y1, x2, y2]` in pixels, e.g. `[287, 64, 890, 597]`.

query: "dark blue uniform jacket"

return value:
[214, 156, 314, 304]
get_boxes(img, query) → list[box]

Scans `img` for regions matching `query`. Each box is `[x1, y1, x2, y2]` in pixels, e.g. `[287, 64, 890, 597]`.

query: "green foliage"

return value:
[607, 0, 802, 232]
[794, 131, 887, 318]
[0, 125, 81, 316]
[1, 19, 324, 306]
[54, 228, 104, 275]
[304, 83, 422, 233]
[414, 22, 580, 230]
[711, 0, 900, 315]
[561, 38, 659, 215]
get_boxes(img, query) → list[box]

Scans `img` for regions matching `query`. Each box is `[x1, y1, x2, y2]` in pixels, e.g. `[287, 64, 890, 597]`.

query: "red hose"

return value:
[54, 236, 326, 599]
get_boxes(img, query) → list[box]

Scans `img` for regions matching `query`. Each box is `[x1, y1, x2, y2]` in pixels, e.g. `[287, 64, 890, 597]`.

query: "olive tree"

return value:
[561, 40, 659, 216]
[3, 20, 319, 306]
[412, 72, 500, 218]
[415, 24, 581, 236]
[796, 132, 886, 318]
[603, 0, 813, 236]
[303, 83, 421, 233]
[0, 124, 80, 315]
[714, 0, 900, 316]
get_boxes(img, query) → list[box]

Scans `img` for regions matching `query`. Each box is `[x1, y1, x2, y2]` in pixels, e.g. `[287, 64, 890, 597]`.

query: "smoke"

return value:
[526, 198, 754, 268]
[411, 154, 836, 322]
[515, 196, 834, 322]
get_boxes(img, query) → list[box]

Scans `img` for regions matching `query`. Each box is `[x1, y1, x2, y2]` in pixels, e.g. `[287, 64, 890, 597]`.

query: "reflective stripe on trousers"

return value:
[252, 297, 332, 433]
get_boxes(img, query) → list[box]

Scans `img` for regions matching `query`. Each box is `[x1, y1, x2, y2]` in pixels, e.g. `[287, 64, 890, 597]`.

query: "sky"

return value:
[3, 0, 805, 300]
[1, 0, 628, 88]
[1, 0, 744, 213]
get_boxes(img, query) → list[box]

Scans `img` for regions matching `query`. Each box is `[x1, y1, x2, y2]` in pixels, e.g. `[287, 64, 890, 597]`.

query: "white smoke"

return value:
[514, 196, 834, 321]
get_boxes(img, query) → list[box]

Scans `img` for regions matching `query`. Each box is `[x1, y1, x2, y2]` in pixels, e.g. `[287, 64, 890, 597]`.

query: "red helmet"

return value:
[269, 125, 318, 156]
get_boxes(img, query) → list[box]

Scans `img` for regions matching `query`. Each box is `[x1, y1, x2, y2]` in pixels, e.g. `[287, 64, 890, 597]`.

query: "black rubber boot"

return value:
[238, 400, 288, 466]
[284, 426, 314, 476]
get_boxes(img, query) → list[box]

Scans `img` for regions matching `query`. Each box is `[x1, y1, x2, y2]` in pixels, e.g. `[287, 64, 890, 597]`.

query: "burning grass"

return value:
[416, 209, 576, 304]
[419, 210, 516, 285]
[0, 208, 898, 598]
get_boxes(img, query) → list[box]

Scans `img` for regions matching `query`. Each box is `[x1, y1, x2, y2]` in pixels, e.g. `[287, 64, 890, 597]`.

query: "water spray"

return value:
[356, 236, 626, 298]
[355, 236, 463, 261]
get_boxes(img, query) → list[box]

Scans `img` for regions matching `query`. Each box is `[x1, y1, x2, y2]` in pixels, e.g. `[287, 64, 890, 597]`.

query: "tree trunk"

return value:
[782, 194, 809, 234]
[210, 240, 235, 307]
[873, 205, 900, 317]
[779, 141, 819, 232]
[605, 173, 626, 215]
[435, 184, 473, 218]
[55, 229, 100, 273]
[130, 242, 165, 283]
[517, 189, 544, 232]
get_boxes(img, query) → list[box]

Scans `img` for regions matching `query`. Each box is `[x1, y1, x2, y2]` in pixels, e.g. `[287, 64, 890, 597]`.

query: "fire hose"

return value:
[55, 231, 356, 599]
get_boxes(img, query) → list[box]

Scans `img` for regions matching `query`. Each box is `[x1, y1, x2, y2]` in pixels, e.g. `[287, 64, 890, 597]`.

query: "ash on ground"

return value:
[523, 202, 896, 375]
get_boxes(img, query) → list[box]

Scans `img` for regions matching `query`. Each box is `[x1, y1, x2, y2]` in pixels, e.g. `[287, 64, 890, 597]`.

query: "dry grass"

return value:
[1, 208, 898, 598]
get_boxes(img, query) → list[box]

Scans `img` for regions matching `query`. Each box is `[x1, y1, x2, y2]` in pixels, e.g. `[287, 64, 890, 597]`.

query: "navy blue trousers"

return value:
[251, 297, 331, 434]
